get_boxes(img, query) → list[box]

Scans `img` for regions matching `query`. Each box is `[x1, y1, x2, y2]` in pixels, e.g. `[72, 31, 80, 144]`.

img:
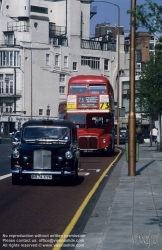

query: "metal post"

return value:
[94, 1, 120, 144]
[31, 48, 33, 120]
[128, 0, 136, 176]
[47, 104, 50, 120]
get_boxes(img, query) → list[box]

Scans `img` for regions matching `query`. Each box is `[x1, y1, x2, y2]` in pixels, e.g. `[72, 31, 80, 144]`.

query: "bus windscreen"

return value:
[70, 84, 87, 94]
[89, 85, 106, 94]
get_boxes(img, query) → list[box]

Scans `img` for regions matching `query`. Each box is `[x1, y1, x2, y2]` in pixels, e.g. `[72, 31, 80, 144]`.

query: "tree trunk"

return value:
[160, 115, 162, 151]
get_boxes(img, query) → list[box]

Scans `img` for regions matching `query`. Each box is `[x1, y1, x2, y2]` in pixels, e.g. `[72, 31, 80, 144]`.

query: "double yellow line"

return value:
[52, 148, 122, 250]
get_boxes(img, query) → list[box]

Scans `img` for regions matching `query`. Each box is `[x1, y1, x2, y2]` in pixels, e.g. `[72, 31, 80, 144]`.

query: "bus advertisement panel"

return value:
[66, 75, 115, 156]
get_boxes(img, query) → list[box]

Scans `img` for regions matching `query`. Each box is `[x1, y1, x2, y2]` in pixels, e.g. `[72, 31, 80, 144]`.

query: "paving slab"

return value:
[75, 143, 162, 250]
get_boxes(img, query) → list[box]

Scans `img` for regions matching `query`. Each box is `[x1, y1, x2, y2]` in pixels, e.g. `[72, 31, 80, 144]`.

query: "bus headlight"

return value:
[102, 139, 106, 143]
[65, 151, 73, 159]
[12, 149, 20, 158]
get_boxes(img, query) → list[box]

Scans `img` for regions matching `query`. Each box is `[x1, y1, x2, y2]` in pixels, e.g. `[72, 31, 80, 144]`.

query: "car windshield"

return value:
[67, 113, 86, 128]
[23, 126, 70, 141]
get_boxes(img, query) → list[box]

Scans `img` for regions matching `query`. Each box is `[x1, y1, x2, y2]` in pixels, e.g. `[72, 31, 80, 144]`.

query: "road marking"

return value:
[0, 173, 11, 180]
[87, 169, 101, 172]
[53, 148, 122, 250]
[79, 172, 90, 176]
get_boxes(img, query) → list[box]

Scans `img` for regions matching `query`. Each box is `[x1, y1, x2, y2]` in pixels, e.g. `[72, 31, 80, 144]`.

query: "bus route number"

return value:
[100, 102, 110, 110]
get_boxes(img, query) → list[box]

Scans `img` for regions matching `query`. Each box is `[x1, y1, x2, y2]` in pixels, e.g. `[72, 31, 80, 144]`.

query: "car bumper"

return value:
[11, 169, 76, 176]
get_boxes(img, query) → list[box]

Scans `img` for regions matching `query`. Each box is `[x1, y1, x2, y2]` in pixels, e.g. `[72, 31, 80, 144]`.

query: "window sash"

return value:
[0, 51, 20, 67]
[59, 86, 65, 94]
[60, 74, 65, 82]
[39, 109, 43, 115]
[64, 56, 68, 67]
[55, 55, 59, 66]
[81, 56, 100, 69]
[73, 62, 77, 71]
[46, 54, 50, 66]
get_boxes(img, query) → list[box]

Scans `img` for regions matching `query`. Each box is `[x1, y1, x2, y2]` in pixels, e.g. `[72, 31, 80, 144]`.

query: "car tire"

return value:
[68, 167, 78, 185]
[12, 174, 20, 185]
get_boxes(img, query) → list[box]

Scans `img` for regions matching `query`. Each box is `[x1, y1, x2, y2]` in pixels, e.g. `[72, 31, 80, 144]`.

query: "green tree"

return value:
[128, 0, 162, 33]
[136, 42, 162, 146]
[136, 52, 162, 116]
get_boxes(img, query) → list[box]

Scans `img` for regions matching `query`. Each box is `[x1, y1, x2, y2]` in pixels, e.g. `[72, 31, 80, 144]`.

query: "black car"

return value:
[11, 119, 81, 185]
[115, 131, 128, 144]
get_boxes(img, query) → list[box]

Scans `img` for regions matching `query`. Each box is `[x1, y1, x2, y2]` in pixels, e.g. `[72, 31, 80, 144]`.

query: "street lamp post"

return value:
[128, 0, 136, 176]
[31, 48, 33, 120]
[47, 104, 50, 120]
[93, 1, 120, 145]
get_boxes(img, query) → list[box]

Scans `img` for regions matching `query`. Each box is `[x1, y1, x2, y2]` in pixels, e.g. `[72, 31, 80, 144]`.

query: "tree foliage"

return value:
[136, 47, 162, 116]
[127, 0, 162, 33]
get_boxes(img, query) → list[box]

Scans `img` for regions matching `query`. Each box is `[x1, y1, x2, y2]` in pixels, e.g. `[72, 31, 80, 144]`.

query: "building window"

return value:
[104, 59, 109, 70]
[81, 56, 100, 69]
[5, 74, 13, 94]
[64, 56, 68, 67]
[0, 74, 3, 94]
[55, 54, 59, 66]
[122, 81, 130, 113]
[0, 74, 14, 95]
[73, 62, 78, 71]
[5, 33, 14, 45]
[5, 102, 13, 113]
[59, 86, 65, 94]
[60, 74, 65, 82]
[0, 51, 20, 67]
[46, 54, 50, 66]
[39, 109, 43, 115]
[31, 6, 48, 14]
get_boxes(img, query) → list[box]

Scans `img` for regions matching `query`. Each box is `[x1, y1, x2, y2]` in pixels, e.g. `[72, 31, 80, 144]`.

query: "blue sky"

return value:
[90, 0, 162, 37]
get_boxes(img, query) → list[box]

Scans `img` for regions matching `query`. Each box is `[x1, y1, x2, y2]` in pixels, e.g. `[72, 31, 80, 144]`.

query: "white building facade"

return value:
[0, 0, 125, 133]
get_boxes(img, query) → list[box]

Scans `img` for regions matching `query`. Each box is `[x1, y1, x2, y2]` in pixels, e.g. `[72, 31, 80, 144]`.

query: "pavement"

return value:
[76, 142, 162, 250]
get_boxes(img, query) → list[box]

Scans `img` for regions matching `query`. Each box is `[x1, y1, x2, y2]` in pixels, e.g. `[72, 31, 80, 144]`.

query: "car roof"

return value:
[22, 119, 75, 128]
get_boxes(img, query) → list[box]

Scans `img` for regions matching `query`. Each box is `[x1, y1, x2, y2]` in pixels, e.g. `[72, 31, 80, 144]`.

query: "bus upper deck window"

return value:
[89, 85, 106, 94]
[70, 84, 87, 94]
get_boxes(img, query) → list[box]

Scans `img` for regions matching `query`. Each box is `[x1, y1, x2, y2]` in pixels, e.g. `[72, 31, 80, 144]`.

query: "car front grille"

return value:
[33, 150, 51, 169]
[79, 136, 98, 150]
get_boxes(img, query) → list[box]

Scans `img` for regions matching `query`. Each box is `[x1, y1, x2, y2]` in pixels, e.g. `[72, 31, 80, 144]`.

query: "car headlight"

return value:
[102, 139, 106, 143]
[65, 151, 73, 159]
[12, 149, 20, 158]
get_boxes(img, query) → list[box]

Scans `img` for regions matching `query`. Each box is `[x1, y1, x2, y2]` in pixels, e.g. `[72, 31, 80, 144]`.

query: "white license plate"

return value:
[31, 174, 52, 180]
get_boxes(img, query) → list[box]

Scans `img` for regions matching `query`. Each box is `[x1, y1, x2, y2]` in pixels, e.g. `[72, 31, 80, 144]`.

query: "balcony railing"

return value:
[0, 90, 22, 97]
[7, 21, 30, 32]
[49, 25, 66, 38]
[0, 39, 20, 47]
[81, 39, 116, 51]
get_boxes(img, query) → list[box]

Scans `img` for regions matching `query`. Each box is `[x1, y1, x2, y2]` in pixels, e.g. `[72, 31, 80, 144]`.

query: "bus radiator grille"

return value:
[79, 136, 98, 150]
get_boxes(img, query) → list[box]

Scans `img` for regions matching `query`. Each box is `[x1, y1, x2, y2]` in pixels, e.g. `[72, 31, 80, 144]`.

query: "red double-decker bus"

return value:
[66, 75, 115, 155]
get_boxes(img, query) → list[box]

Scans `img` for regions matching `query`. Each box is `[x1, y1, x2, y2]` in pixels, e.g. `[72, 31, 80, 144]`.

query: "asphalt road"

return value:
[0, 138, 12, 176]
[0, 141, 122, 250]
